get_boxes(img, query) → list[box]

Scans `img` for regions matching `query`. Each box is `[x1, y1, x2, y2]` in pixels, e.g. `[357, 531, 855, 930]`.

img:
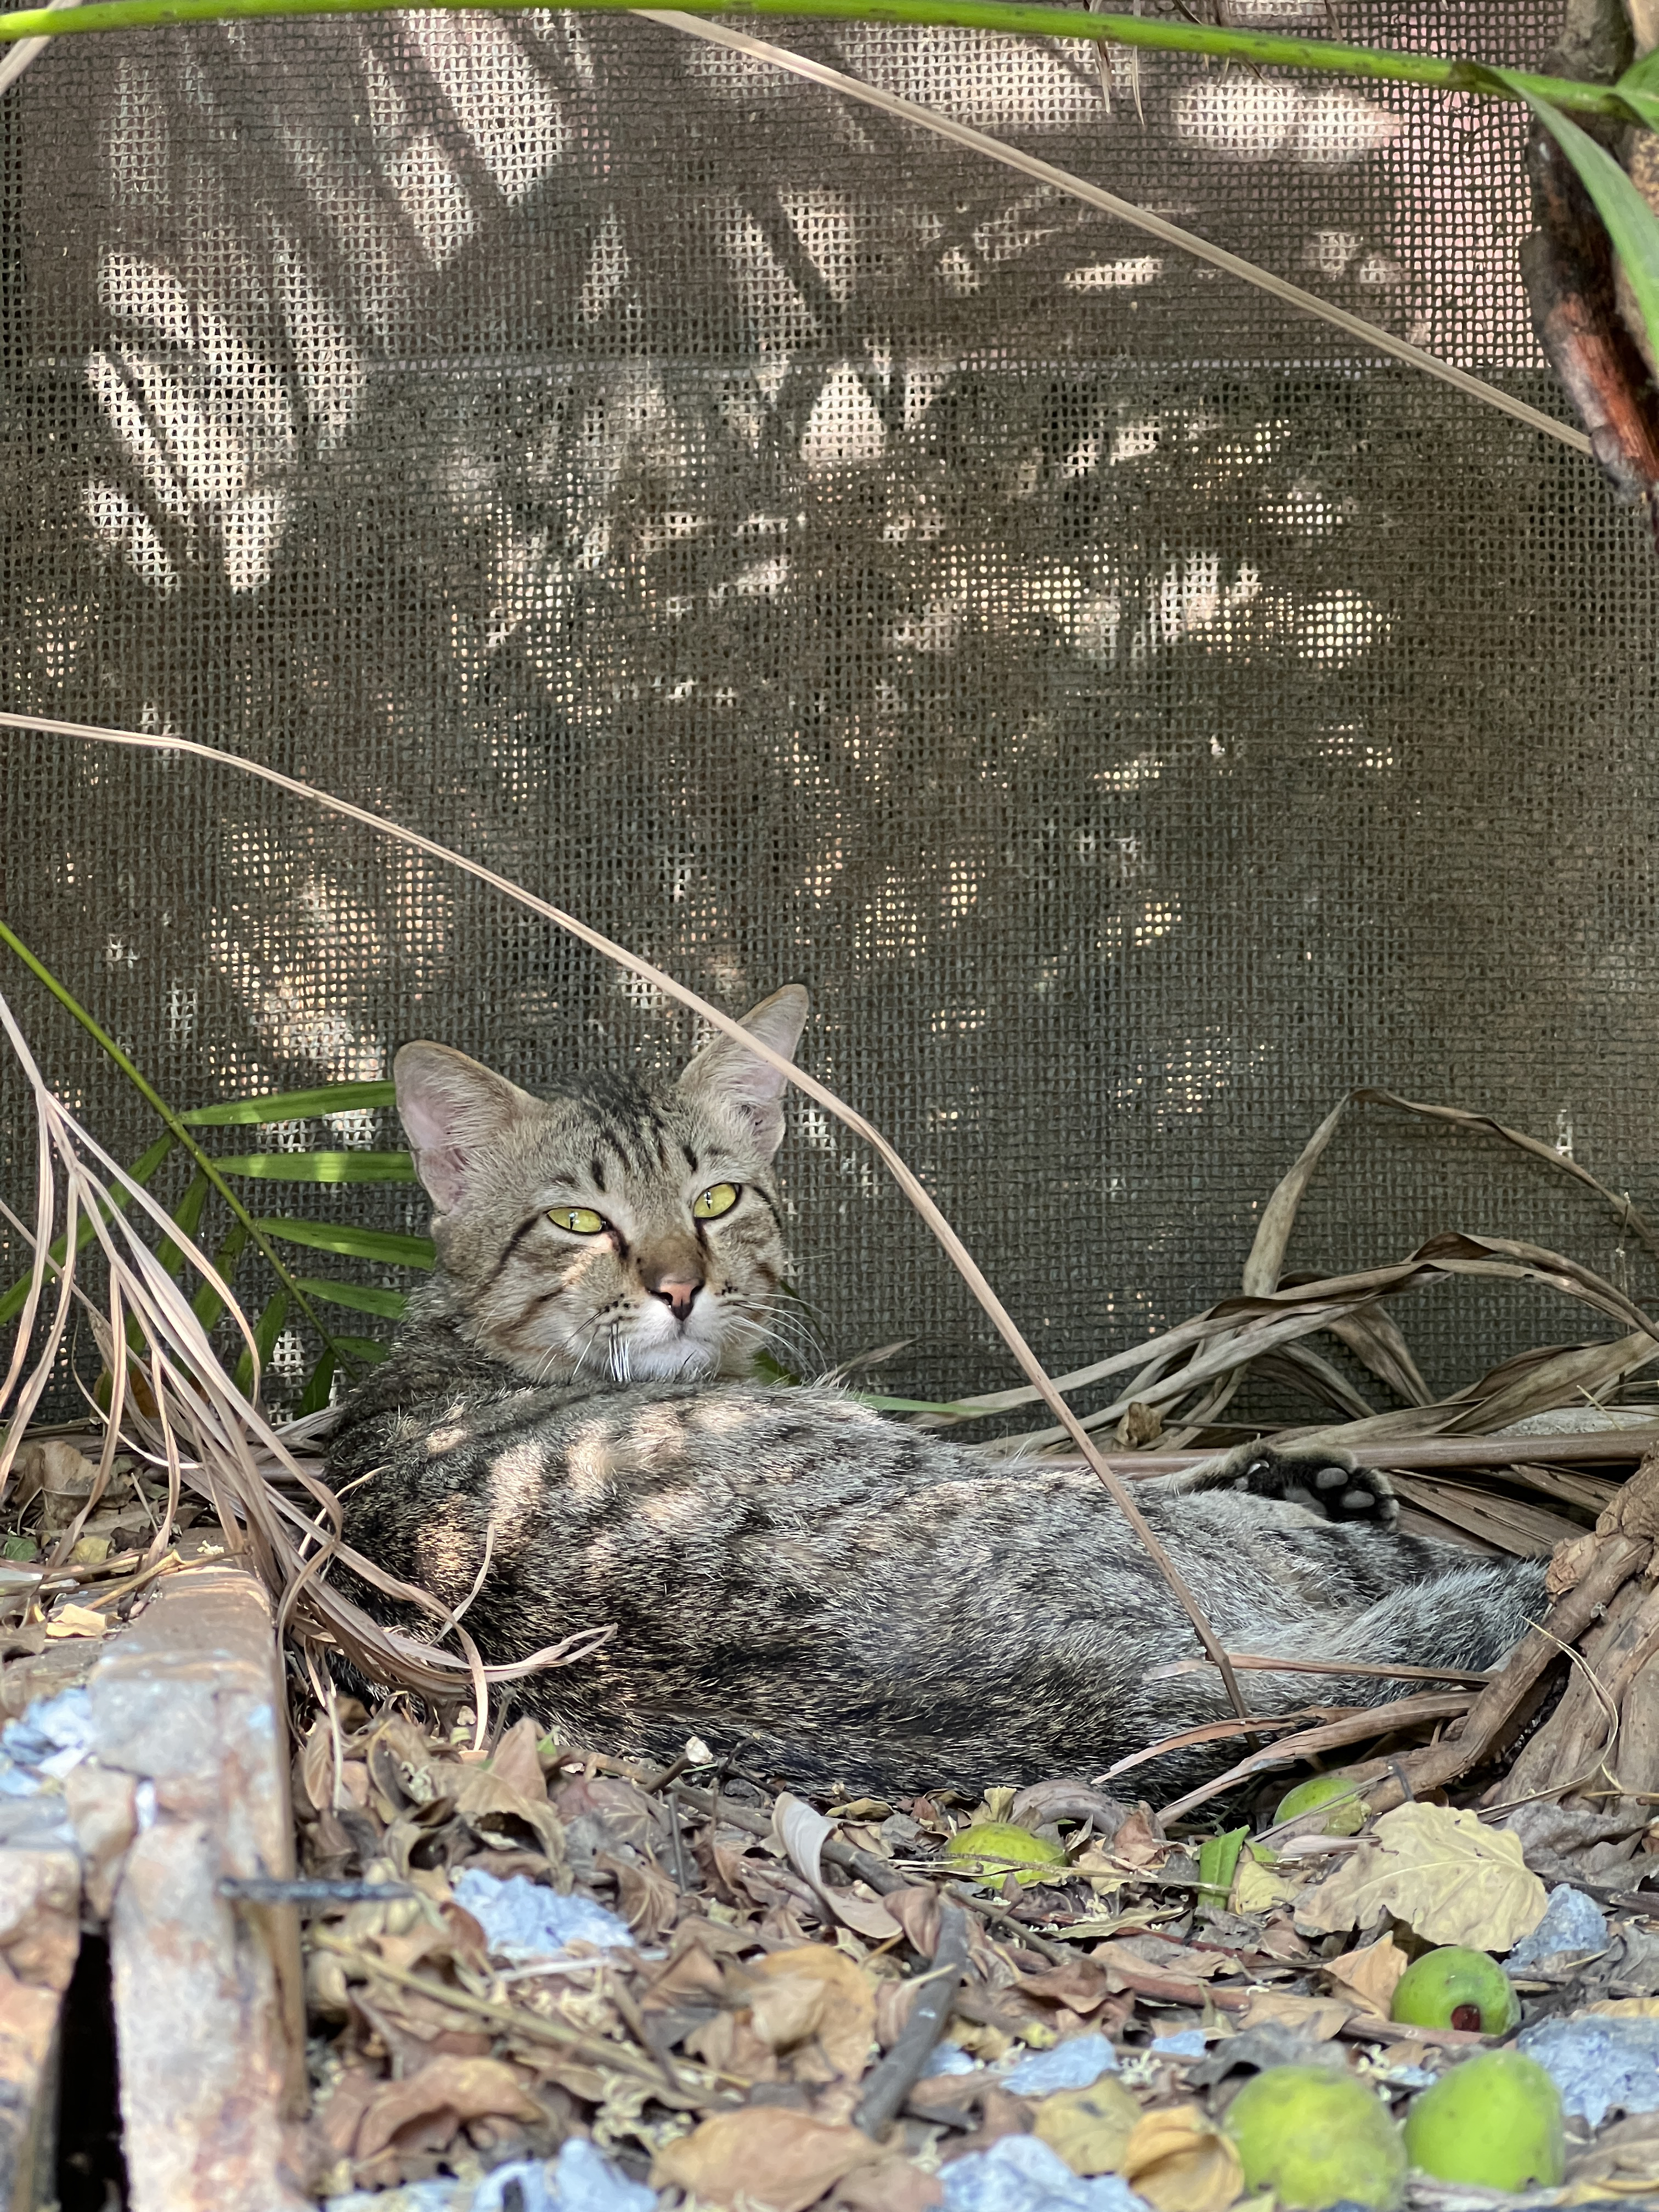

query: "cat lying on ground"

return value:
[328, 986, 1545, 1795]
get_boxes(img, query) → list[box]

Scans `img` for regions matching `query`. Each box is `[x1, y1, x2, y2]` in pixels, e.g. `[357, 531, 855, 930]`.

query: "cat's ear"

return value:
[394, 1042, 535, 1214]
[678, 984, 809, 1160]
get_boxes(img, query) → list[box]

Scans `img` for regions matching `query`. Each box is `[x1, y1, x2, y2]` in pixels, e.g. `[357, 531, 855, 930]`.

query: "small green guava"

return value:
[1273, 1771, 1368, 1836]
[1223, 2064, 1406, 2211]
[1390, 1946, 1520, 2035]
[1403, 2051, 1565, 2191]
[945, 1820, 1065, 1886]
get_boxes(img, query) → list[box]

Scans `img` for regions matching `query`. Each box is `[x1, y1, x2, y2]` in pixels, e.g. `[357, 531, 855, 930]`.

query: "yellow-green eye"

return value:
[693, 1182, 740, 1221]
[549, 1206, 606, 1236]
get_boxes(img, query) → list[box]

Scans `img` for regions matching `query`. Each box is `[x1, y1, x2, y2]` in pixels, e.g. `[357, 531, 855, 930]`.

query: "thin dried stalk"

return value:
[1043, 1429, 1659, 1480]
[0, 986, 612, 1718]
[1155, 1689, 1478, 1821]
[0, 715, 1248, 1715]
[637, 13, 1592, 459]
[1358, 1087, 1659, 1267]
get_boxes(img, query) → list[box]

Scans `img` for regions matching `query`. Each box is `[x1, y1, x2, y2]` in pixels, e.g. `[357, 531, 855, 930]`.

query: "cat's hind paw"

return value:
[1217, 1442, 1398, 1528]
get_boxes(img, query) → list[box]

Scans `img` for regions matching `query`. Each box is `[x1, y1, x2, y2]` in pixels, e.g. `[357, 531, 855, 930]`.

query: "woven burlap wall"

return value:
[3, 2, 1657, 1424]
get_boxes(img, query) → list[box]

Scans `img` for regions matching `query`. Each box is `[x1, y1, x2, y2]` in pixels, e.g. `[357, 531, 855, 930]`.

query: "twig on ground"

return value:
[854, 1901, 969, 2136]
[1157, 1689, 1477, 1821]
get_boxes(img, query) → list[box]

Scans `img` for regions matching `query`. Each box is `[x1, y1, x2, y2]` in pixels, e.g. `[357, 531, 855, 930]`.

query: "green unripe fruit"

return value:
[1403, 2052, 1565, 2191]
[945, 1820, 1065, 1886]
[1273, 1772, 1368, 1835]
[1391, 1947, 1520, 2035]
[1223, 2064, 1406, 2210]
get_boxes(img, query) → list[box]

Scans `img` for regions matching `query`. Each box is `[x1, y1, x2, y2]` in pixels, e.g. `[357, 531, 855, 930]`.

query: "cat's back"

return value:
[330, 1337, 992, 1583]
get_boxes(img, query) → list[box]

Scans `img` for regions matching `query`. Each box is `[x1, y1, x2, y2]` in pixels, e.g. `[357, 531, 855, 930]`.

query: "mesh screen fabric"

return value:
[3, 2, 1657, 1424]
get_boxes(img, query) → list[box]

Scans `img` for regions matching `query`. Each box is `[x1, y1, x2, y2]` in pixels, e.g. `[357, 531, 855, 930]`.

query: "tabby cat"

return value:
[329, 987, 1544, 1793]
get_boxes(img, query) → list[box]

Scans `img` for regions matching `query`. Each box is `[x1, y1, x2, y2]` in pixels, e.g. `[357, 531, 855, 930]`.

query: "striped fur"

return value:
[329, 992, 1545, 1794]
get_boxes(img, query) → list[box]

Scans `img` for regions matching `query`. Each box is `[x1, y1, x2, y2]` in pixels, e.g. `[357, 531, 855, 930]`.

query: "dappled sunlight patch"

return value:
[801, 364, 887, 469]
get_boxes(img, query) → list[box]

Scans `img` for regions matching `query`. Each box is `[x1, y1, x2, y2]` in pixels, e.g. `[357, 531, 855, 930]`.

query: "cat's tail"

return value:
[1260, 1555, 1549, 1712]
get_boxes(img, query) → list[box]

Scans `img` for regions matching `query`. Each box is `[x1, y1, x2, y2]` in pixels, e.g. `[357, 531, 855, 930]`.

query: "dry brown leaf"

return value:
[351, 2056, 544, 2160]
[1122, 2103, 1244, 2212]
[880, 1884, 943, 1957]
[831, 2157, 944, 2211]
[298, 1718, 337, 1814]
[1563, 2111, 1659, 2200]
[490, 1716, 548, 1802]
[1013, 1960, 1115, 2017]
[598, 1851, 678, 1943]
[316, 2066, 385, 2155]
[43, 1604, 106, 1640]
[1320, 1932, 1408, 2019]
[1236, 1990, 1351, 2041]
[447, 1764, 564, 1864]
[682, 2009, 781, 2083]
[652, 2107, 881, 2211]
[1034, 2076, 1143, 2175]
[773, 1795, 901, 1940]
[1108, 1808, 1169, 1870]
[1296, 1802, 1546, 1950]
[749, 1945, 877, 2079]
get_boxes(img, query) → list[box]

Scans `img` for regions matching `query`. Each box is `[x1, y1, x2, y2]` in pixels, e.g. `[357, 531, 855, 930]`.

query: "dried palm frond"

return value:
[0, 981, 609, 1739]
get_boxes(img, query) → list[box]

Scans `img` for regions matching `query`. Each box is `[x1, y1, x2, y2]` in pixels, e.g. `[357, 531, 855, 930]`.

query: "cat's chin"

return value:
[625, 1340, 720, 1382]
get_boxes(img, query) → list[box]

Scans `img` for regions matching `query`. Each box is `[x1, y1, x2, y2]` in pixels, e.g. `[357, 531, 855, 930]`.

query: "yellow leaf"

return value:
[70, 1535, 111, 1565]
[1122, 2102, 1244, 2212]
[651, 2108, 880, 2212]
[1321, 1933, 1408, 2019]
[1034, 2076, 1144, 2175]
[1590, 1998, 1659, 2019]
[1296, 1802, 1546, 1951]
[44, 1604, 107, 1640]
[1237, 1989, 1351, 2041]
[1231, 1851, 1299, 1914]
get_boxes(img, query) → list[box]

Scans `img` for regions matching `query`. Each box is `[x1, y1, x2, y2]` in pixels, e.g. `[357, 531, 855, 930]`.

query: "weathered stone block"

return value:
[86, 1565, 308, 2212]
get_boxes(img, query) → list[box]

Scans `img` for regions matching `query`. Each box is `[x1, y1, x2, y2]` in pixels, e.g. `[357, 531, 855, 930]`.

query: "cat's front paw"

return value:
[1220, 1442, 1398, 1528]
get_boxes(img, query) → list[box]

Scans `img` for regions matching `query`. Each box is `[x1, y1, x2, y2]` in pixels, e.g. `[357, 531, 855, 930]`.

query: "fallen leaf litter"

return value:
[10, 1452, 1659, 2206]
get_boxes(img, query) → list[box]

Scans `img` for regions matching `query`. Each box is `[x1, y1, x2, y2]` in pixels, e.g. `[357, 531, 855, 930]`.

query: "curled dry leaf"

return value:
[1105, 1807, 1169, 1871]
[1297, 1802, 1547, 1951]
[773, 1793, 901, 1940]
[1034, 2075, 1143, 2175]
[597, 1851, 678, 1943]
[490, 1715, 549, 1802]
[43, 1604, 108, 1640]
[831, 2155, 945, 2212]
[1235, 1989, 1351, 2041]
[446, 1764, 565, 1865]
[652, 2107, 882, 2212]
[1122, 2103, 1244, 2212]
[349, 2055, 545, 2161]
[747, 1944, 877, 2078]
[1320, 1931, 1408, 2019]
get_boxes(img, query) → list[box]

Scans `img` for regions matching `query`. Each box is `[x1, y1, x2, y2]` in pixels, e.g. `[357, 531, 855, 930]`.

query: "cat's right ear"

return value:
[394, 1043, 535, 1215]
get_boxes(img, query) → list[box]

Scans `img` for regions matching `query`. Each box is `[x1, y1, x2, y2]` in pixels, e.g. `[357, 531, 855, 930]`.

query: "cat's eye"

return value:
[693, 1183, 740, 1221]
[549, 1206, 606, 1236]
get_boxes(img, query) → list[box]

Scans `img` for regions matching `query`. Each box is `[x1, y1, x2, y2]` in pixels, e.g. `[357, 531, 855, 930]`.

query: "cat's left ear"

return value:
[678, 984, 809, 1160]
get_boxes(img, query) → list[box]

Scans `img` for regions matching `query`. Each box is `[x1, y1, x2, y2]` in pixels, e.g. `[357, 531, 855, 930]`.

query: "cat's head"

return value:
[393, 986, 810, 1385]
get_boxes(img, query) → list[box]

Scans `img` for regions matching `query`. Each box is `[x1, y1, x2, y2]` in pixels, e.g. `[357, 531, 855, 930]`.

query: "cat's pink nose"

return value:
[650, 1279, 701, 1323]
